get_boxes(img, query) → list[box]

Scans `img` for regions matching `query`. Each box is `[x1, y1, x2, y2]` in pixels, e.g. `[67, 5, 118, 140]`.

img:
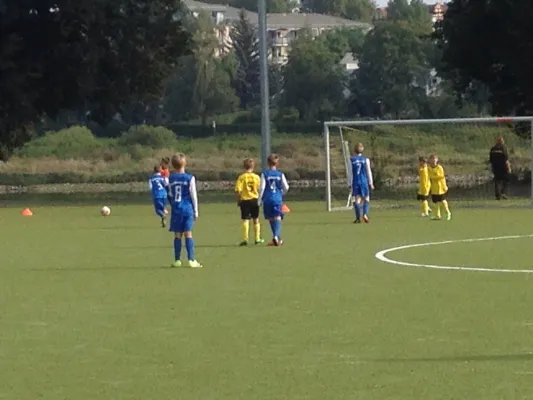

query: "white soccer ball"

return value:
[101, 206, 111, 216]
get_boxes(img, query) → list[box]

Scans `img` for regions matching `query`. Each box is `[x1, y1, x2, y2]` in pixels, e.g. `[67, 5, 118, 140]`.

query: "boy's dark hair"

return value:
[267, 154, 279, 167]
[418, 156, 427, 163]
[161, 157, 170, 166]
[154, 165, 162, 173]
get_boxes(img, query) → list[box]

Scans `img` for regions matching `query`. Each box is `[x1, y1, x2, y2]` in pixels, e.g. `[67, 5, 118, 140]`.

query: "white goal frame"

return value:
[323, 116, 533, 211]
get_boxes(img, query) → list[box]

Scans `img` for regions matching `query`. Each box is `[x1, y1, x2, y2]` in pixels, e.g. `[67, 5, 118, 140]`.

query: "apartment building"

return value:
[184, 0, 371, 64]
[373, 2, 448, 24]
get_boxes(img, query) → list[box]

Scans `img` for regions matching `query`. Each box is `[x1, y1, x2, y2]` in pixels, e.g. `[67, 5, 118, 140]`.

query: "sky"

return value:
[374, 0, 434, 6]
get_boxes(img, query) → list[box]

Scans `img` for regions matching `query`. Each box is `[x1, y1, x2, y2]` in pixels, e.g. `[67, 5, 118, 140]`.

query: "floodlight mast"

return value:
[323, 116, 533, 211]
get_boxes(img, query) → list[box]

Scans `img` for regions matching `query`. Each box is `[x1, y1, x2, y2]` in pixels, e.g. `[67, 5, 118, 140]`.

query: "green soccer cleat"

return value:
[239, 241, 248, 247]
[446, 213, 452, 221]
[187, 260, 203, 268]
[255, 239, 265, 245]
[171, 260, 182, 268]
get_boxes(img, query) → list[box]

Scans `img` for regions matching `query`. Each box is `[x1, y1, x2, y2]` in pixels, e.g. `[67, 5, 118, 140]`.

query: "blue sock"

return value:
[269, 220, 276, 236]
[354, 204, 361, 220]
[173, 238, 182, 261]
[272, 219, 281, 238]
[363, 201, 370, 216]
[185, 237, 195, 261]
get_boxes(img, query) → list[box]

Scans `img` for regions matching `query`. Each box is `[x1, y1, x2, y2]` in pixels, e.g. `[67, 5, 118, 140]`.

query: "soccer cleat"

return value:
[161, 217, 167, 228]
[187, 260, 203, 268]
[431, 216, 442, 221]
[363, 215, 369, 223]
[268, 237, 283, 246]
[171, 260, 182, 268]
[353, 219, 361, 224]
[446, 213, 452, 221]
[255, 239, 265, 245]
[421, 213, 429, 217]
[238, 241, 248, 247]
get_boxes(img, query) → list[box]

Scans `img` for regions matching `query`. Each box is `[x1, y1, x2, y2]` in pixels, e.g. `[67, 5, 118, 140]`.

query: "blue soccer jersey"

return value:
[149, 173, 168, 199]
[259, 169, 289, 205]
[168, 173, 198, 217]
[351, 155, 373, 189]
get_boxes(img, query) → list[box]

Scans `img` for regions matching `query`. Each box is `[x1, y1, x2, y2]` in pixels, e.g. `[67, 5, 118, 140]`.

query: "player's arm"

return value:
[281, 173, 289, 194]
[234, 176, 242, 204]
[148, 178, 153, 191]
[258, 174, 266, 206]
[366, 159, 375, 189]
[436, 166, 446, 181]
[503, 147, 512, 172]
[189, 177, 199, 218]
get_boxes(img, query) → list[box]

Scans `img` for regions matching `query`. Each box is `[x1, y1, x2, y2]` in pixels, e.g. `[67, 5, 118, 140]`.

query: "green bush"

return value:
[16, 126, 107, 159]
[118, 125, 178, 149]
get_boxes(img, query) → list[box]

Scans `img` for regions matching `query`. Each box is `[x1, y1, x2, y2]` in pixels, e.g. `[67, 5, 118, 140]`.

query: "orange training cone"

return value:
[21, 208, 33, 216]
[281, 204, 291, 213]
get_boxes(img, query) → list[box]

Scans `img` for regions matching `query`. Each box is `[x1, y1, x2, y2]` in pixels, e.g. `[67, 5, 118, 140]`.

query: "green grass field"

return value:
[2, 202, 533, 399]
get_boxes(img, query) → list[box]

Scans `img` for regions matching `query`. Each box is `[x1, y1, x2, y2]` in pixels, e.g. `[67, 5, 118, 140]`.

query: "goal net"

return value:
[323, 117, 533, 211]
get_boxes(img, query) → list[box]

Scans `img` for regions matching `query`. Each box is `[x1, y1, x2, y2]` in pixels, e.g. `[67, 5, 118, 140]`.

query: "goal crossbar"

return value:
[323, 116, 533, 211]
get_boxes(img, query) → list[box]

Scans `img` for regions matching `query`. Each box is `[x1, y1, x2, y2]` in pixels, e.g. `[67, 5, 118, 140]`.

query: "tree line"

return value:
[1, 0, 533, 160]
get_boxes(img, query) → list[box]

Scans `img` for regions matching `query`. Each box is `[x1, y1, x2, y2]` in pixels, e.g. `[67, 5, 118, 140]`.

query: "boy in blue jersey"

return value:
[351, 143, 374, 223]
[149, 166, 169, 227]
[258, 154, 289, 246]
[167, 153, 203, 268]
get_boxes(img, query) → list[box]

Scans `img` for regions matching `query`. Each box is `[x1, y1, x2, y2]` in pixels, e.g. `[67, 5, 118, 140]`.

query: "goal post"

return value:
[323, 116, 533, 211]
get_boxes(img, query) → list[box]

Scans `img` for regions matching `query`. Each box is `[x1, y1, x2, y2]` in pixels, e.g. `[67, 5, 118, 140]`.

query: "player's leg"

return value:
[361, 185, 371, 222]
[251, 200, 263, 244]
[431, 195, 442, 220]
[155, 198, 167, 227]
[441, 192, 451, 220]
[418, 194, 430, 216]
[494, 173, 503, 200]
[239, 201, 250, 246]
[183, 216, 202, 268]
[352, 189, 362, 223]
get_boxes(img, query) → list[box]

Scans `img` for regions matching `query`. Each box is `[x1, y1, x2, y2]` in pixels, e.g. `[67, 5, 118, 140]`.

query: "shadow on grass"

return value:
[116, 244, 240, 249]
[369, 353, 533, 363]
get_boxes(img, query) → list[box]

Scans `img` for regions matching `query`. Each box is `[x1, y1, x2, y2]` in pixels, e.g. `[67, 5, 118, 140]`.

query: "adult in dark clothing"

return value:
[489, 137, 511, 200]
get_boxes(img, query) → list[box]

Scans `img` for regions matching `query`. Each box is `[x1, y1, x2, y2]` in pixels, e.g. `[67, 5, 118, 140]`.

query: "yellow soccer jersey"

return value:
[428, 164, 448, 195]
[418, 165, 430, 196]
[235, 172, 260, 201]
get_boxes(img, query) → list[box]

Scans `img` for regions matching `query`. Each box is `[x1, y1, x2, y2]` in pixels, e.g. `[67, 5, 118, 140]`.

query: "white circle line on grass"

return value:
[375, 234, 533, 273]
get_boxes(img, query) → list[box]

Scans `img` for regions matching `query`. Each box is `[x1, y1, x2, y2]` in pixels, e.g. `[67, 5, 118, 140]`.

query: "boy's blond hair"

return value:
[243, 158, 255, 170]
[171, 153, 187, 170]
[267, 154, 279, 167]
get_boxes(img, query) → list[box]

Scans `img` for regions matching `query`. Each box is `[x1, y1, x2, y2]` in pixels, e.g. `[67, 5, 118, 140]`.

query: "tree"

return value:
[386, 0, 432, 35]
[282, 32, 345, 121]
[435, 0, 533, 116]
[351, 23, 430, 118]
[323, 28, 366, 61]
[0, 0, 190, 160]
[230, 10, 260, 110]
[307, 0, 375, 22]
[164, 11, 238, 123]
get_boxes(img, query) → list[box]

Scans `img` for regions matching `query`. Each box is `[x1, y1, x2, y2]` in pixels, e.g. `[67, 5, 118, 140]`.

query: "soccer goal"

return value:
[323, 117, 533, 211]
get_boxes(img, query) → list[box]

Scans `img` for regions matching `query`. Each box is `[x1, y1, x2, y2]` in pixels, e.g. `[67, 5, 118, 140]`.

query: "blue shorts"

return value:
[263, 202, 283, 220]
[169, 213, 194, 233]
[352, 185, 370, 198]
[153, 198, 166, 216]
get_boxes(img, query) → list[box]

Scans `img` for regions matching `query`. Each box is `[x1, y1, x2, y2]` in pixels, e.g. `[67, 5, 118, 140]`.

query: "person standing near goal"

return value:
[489, 137, 511, 200]
[351, 143, 374, 223]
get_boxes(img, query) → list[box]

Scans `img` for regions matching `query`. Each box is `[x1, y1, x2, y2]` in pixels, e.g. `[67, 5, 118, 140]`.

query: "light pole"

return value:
[258, 0, 271, 169]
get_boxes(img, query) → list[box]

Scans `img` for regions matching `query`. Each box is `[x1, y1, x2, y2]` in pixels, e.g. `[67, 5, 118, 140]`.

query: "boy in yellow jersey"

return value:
[235, 158, 264, 246]
[417, 156, 431, 217]
[428, 154, 451, 221]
